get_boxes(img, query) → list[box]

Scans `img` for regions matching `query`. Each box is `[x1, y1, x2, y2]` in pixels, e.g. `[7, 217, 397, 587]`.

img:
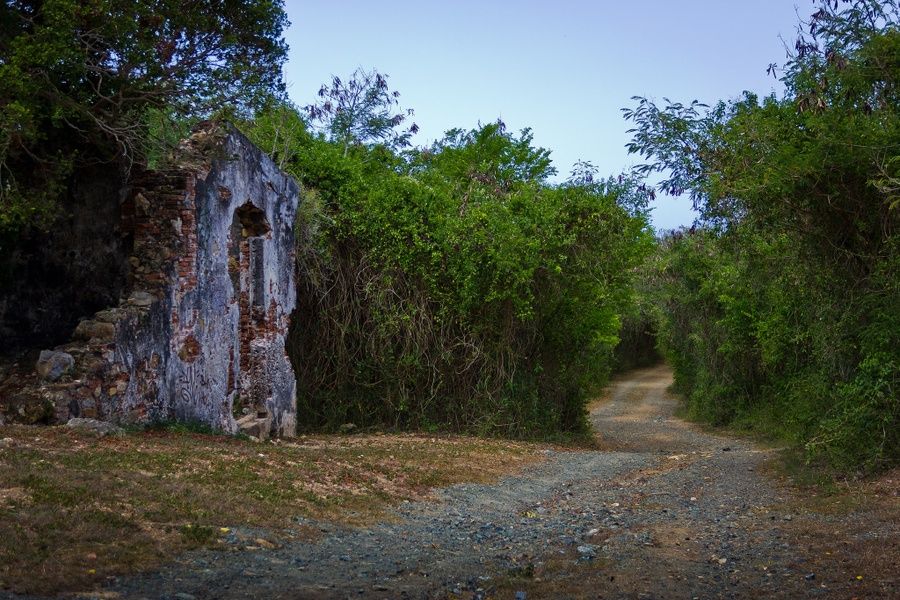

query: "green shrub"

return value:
[243, 110, 653, 438]
[631, 1, 899, 473]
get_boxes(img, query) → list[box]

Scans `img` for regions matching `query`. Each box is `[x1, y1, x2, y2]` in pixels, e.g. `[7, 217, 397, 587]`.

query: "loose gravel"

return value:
[5, 366, 896, 599]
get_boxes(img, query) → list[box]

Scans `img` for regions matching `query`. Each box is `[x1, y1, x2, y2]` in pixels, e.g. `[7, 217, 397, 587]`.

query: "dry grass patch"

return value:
[763, 459, 900, 598]
[0, 425, 548, 595]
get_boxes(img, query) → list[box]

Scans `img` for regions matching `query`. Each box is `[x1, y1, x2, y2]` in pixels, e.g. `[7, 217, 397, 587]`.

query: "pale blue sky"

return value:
[282, 1, 807, 230]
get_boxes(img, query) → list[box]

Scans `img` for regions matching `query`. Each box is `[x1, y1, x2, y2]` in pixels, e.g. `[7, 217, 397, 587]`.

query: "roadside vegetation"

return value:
[1, 0, 895, 491]
[2, 2, 654, 439]
[0, 2, 898, 596]
[625, 0, 899, 474]
[242, 95, 653, 438]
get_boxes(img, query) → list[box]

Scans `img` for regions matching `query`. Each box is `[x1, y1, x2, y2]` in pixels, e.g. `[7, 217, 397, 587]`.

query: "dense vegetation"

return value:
[1, 3, 652, 438]
[0, 0, 288, 238]
[244, 93, 653, 436]
[627, 0, 899, 473]
[3, 1, 896, 470]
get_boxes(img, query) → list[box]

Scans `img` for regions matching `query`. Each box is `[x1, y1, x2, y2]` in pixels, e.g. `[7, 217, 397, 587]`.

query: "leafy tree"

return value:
[304, 67, 418, 156]
[243, 99, 310, 171]
[410, 120, 554, 193]
[243, 103, 653, 437]
[627, 0, 899, 472]
[0, 0, 290, 234]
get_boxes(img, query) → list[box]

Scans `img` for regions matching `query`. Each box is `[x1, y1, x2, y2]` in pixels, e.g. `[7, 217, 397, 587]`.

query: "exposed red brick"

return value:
[179, 335, 202, 363]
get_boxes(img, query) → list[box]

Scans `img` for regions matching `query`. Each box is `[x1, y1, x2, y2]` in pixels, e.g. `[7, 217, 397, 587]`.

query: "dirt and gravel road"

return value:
[7, 365, 897, 599]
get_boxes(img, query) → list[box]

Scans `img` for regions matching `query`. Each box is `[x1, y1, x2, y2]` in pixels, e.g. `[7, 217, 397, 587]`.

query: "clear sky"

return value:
[281, 1, 807, 230]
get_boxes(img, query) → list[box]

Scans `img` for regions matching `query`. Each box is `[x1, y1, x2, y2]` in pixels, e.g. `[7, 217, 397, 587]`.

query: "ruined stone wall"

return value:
[3, 124, 300, 437]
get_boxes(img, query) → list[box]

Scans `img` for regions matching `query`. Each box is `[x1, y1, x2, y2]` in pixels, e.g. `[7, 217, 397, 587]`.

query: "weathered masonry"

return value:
[17, 124, 300, 438]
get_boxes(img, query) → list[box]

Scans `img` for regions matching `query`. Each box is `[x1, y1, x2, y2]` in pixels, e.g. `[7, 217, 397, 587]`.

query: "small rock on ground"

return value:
[66, 418, 124, 437]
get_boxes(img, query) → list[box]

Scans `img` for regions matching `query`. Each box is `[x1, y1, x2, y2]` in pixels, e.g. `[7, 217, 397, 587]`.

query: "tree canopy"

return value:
[242, 96, 653, 436]
[0, 0, 289, 234]
[627, 0, 899, 472]
[304, 67, 418, 156]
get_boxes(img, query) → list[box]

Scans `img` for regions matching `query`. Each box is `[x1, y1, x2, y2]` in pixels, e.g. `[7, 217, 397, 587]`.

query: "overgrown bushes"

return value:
[1, 0, 288, 236]
[0, 1, 289, 350]
[244, 109, 652, 437]
[630, 1, 899, 473]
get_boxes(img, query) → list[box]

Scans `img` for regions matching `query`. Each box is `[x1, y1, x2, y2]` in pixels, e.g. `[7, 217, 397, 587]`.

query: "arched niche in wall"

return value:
[229, 202, 271, 314]
[227, 202, 272, 420]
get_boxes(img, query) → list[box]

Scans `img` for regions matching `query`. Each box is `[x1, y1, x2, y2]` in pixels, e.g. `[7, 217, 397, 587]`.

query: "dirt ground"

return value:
[2, 365, 897, 599]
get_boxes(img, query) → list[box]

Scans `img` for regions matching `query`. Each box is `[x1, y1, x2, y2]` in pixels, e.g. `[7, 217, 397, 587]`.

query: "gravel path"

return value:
[12, 365, 898, 599]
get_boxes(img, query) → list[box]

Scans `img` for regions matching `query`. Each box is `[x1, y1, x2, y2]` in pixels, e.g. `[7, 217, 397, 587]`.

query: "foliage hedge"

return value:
[630, 1, 899, 473]
[244, 110, 653, 437]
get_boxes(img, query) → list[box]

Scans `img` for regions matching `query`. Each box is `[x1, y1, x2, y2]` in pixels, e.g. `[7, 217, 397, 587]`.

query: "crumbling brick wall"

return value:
[6, 124, 300, 438]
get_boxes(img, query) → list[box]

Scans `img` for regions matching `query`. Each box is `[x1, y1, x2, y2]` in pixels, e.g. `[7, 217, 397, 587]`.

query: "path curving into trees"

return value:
[76, 365, 897, 599]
